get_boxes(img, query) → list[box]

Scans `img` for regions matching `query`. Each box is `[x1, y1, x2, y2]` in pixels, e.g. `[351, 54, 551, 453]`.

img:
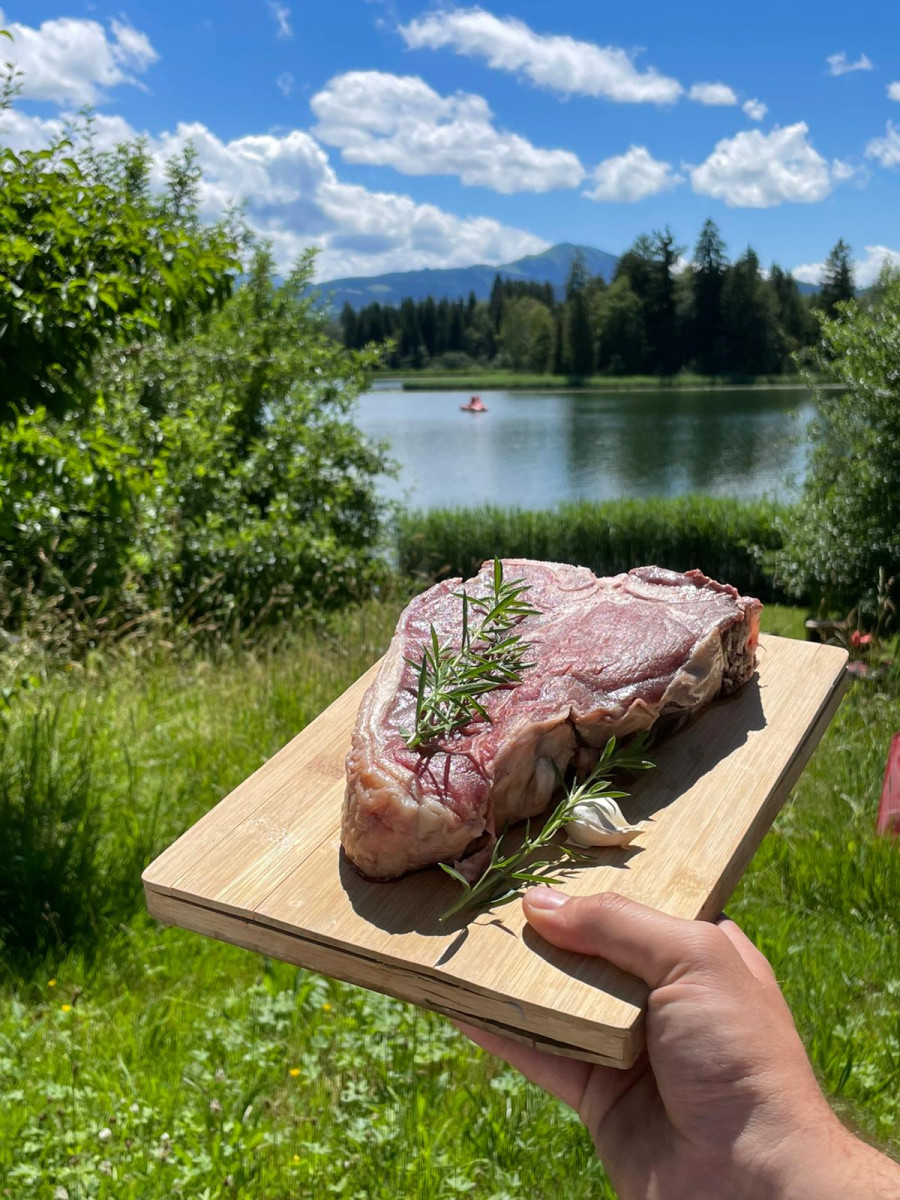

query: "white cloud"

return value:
[399, 8, 682, 104]
[793, 245, 900, 288]
[889, 82, 900, 101]
[276, 71, 295, 97]
[866, 121, 900, 167]
[826, 51, 873, 76]
[268, 2, 292, 39]
[583, 145, 681, 202]
[688, 82, 737, 106]
[0, 10, 157, 105]
[311, 71, 583, 193]
[690, 122, 832, 207]
[0, 106, 547, 280]
[854, 245, 900, 285]
[0, 106, 137, 153]
[742, 98, 767, 121]
[830, 158, 857, 180]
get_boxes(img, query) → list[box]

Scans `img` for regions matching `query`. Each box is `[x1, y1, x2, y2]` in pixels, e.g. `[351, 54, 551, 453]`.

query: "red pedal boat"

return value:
[460, 395, 488, 413]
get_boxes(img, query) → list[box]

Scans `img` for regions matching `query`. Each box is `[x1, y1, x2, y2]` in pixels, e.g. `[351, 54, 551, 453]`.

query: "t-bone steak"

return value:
[342, 561, 762, 880]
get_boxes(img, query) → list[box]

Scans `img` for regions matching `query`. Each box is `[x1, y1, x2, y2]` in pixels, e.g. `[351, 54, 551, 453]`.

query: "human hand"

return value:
[456, 890, 900, 1200]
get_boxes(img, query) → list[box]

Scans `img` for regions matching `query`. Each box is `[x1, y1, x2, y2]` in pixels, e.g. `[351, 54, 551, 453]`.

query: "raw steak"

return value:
[342, 561, 762, 880]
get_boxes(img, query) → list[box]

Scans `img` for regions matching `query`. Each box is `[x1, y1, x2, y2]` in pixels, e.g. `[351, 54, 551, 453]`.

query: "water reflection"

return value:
[353, 387, 812, 509]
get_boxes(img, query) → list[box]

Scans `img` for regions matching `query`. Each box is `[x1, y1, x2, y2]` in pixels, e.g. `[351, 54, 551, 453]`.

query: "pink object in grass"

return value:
[876, 733, 900, 838]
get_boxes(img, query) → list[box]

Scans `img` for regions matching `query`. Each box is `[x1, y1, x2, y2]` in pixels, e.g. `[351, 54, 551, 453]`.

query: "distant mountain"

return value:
[311, 241, 819, 310]
[313, 242, 619, 311]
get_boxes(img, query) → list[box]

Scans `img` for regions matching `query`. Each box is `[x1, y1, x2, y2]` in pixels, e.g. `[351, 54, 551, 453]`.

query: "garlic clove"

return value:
[565, 796, 647, 848]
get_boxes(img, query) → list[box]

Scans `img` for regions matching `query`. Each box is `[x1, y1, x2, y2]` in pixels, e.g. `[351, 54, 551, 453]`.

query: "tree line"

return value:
[339, 221, 858, 378]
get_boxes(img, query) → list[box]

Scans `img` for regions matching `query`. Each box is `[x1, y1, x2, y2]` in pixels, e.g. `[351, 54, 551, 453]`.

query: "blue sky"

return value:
[4, 1, 900, 283]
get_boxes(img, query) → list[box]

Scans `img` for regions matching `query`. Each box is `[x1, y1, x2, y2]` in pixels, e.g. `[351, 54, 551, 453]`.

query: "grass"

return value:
[0, 592, 897, 1197]
[396, 498, 791, 604]
[383, 369, 816, 393]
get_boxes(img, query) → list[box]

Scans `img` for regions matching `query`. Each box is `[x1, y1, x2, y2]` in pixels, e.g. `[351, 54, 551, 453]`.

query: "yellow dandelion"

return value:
[48, 979, 57, 987]
[288, 1068, 300, 1078]
[61, 1004, 72, 1013]
[292, 1155, 301, 1163]
[322, 1003, 332, 1012]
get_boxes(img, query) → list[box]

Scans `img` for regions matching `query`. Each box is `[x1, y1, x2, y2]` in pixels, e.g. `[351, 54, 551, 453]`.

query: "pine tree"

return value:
[489, 274, 505, 332]
[612, 235, 655, 373]
[419, 296, 437, 360]
[563, 252, 593, 378]
[720, 249, 780, 376]
[646, 227, 684, 375]
[690, 218, 728, 374]
[399, 298, 423, 367]
[465, 290, 478, 327]
[340, 302, 358, 349]
[817, 239, 855, 316]
[436, 299, 451, 356]
[447, 301, 465, 352]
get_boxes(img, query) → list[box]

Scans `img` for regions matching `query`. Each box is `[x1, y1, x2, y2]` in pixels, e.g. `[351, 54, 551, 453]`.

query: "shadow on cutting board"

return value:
[340, 675, 767, 949]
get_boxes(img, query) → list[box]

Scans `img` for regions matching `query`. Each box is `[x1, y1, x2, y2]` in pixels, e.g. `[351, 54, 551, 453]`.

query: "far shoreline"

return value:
[371, 370, 832, 394]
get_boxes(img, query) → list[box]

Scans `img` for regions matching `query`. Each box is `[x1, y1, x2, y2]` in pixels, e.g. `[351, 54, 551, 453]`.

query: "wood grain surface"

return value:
[143, 633, 848, 1068]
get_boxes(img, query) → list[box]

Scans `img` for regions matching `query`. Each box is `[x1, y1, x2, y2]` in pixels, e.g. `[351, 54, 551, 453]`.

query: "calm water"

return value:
[353, 386, 814, 509]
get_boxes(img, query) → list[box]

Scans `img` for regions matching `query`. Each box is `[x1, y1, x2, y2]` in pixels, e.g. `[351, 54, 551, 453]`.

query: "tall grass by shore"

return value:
[396, 497, 791, 602]
[0, 596, 897, 1197]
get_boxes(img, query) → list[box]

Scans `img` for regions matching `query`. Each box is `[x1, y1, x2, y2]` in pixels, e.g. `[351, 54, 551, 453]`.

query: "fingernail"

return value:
[525, 886, 569, 911]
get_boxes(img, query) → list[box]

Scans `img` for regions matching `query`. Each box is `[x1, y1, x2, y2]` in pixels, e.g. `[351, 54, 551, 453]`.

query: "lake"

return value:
[353, 386, 814, 510]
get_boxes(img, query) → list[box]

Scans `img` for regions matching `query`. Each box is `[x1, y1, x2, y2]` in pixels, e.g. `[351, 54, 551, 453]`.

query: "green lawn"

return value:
[0, 596, 897, 1198]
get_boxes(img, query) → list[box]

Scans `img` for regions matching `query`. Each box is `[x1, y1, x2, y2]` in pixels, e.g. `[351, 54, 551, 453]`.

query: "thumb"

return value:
[522, 888, 739, 989]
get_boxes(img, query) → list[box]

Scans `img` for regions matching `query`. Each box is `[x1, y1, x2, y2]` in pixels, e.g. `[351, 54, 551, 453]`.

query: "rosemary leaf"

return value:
[403, 558, 541, 750]
[438, 733, 657, 921]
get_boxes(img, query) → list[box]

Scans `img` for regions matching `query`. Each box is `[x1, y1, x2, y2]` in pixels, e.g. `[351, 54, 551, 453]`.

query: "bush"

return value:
[430, 351, 476, 371]
[0, 113, 238, 421]
[396, 496, 790, 601]
[0, 248, 393, 635]
[778, 271, 900, 620]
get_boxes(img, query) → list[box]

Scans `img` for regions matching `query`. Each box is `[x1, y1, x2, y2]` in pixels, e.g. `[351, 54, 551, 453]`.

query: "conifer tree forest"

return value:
[338, 221, 858, 378]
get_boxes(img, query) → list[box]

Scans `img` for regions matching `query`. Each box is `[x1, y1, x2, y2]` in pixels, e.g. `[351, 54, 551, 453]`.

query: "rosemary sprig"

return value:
[402, 558, 541, 750]
[438, 733, 656, 921]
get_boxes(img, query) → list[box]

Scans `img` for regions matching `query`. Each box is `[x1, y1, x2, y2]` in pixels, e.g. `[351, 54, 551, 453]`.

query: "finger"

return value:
[452, 1020, 591, 1112]
[522, 889, 740, 989]
[714, 917, 780, 987]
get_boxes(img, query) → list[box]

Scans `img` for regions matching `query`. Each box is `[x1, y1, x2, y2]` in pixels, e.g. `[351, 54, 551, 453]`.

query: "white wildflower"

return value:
[98, 1127, 112, 1143]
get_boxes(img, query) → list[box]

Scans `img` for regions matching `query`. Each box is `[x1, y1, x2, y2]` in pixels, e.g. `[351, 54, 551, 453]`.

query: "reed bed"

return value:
[396, 497, 791, 602]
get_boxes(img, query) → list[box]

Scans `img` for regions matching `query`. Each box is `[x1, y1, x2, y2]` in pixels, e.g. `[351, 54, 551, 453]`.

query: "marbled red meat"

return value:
[342, 561, 761, 879]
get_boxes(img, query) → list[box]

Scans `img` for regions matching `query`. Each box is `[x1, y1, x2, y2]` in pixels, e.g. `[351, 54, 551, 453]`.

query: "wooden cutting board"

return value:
[143, 633, 847, 1069]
